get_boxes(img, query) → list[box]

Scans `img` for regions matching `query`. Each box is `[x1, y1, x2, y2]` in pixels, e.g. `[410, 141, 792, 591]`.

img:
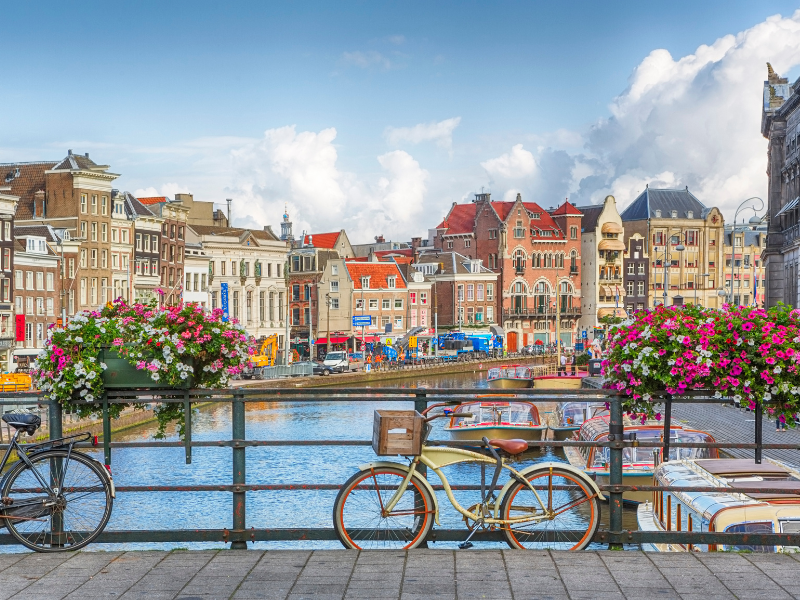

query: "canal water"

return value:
[33, 370, 639, 551]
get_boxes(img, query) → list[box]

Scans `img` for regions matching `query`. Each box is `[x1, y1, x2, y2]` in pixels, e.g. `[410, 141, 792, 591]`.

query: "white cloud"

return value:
[227, 126, 428, 242]
[385, 117, 461, 151]
[576, 10, 800, 215]
[481, 144, 537, 180]
[342, 50, 392, 69]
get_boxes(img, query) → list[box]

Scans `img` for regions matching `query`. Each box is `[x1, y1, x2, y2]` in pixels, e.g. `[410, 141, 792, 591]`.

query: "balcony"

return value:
[503, 306, 581, 319]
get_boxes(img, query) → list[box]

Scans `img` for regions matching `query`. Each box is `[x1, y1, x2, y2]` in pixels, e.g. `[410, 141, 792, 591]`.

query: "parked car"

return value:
[323, 351, 350, 373]
[521, 345, 536, 356]
[313, 362, 334, 376]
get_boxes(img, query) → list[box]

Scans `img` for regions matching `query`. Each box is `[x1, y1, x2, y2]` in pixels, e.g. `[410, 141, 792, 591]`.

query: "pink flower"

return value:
[112, 338, 124, 346]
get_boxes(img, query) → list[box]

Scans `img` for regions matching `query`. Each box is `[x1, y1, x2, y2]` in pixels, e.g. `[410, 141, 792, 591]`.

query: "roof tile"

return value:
[346, 261, 407, 289]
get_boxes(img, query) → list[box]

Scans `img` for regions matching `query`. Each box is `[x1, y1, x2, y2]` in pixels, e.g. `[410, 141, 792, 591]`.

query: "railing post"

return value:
[48, 398, 62, 441]
[231, 389, 247, 549]
[184, 390, 192, 465]
[608, 395, 624, 549]
[49, 399, 64, 546]
[662, 395, 672, 463]
[102, 392, 111, 466]
[414, 392, 429, 548]
[755, 398, 762, 464]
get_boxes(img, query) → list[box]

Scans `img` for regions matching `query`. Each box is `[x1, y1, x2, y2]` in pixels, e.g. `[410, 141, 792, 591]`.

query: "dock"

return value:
[1, 549, 799, 600]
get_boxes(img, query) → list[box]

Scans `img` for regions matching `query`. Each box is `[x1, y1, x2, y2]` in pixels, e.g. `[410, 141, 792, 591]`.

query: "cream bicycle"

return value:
[333, 408, 604, 550]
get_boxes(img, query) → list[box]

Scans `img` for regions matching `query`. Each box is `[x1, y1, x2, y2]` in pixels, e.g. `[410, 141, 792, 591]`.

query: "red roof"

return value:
[303, 232, 339, 249]
[438, 200, 566, 237]
[138, 196, 167, 205]
[346, 262, 407, 290]
[550, 200, 582, 216]
[374, 248, 413, 258]
[436, 203, 476, 234]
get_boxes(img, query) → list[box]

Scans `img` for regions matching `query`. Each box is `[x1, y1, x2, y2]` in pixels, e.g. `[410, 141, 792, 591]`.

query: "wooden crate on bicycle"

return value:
[372, 410, 424, 456]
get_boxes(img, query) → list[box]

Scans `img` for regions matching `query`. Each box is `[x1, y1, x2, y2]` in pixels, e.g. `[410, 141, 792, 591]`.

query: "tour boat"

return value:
[532, 374, 586, 390]
[549, 401, 608, 441]
[638, 458, 800, 552]
[444, 399, 547, 442]
[564, 415, 719, 503]
[486, 365, 533, 389]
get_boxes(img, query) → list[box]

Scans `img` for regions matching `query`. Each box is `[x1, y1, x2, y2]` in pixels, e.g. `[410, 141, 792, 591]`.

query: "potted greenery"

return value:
[602, 303, 800, 426]
[32, 298, 253, 436]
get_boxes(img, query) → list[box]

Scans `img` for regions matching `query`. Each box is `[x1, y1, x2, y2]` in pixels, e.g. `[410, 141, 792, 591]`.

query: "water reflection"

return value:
[51, 371, 637, 552]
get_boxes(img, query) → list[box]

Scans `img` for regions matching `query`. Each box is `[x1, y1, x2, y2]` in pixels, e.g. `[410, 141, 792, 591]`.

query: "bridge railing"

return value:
[0, 387, 798, 549]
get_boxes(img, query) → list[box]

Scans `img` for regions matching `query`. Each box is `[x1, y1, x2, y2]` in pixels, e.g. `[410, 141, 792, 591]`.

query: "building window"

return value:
[394, 298, 403, 309]
[570, 226, 578, 239]
[446, 241, 453, 249]
[467, 284, 474, 301]
[101, 250, 108, 269]
[25, 271, 33, 290]
[361, 276, 370, 289]
[627, 263, 634, 275]
[14, 270, 22, 290]
[46, 298, 54, 316]
[514, 220, 525, 238]
[178, 227, 184, 240]
[25, 322, 32, 342]
[382, 298, 391, 309]
[420, 292, 428, 305]
[101, 223, 108, 242]
[151, 236, 157, 253]
[637, 281, 645, 296]
[464, 239, 471, 248]
[81, 194, 87, 213]
[80, 222, 87, 238]
[627, 281, 634, 296]
[330, 280, 339, 292]
[2, 248, 8, 271]
[477, 284, 484, 301]
[457, 284, 464, 302]
[233, 291, 239, 320]
[91, 222, 97, 242]
[487, 306, 494, 322]
[46, 273, 54, 291]
[101, 196, 108, 215]
[387, 276, 396, 289]
[170, 225, 176, 239]
[25, 296, 33, 315]
[1, 279, 8, 302]
[68, 258, 75, 278]
[369, 299, 378, 310]
[331, 297, 339, 310]
[91, 250, 97, 268]
[246, 291, 253, 323]
[112, 254, 119, 269]
[486, 283, 494, 301]
[91, 195, 97, 215]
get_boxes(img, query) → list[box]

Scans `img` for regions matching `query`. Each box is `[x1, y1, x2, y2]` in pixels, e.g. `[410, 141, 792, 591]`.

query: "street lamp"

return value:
[656, 236, 685, 307]
[698, 273, 710, 306]
[728, 197, 764, 307]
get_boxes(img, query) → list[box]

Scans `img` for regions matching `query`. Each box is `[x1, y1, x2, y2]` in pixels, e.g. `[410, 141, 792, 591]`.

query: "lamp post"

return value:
[655, 236, 685, 307]
[728, 197, 764, 307]
[698, 273, 710, 306]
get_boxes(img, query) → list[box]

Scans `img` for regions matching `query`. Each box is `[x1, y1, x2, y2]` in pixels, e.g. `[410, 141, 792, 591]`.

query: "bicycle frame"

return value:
[383, 445, 551, 526]
[0, 430, 79, 504]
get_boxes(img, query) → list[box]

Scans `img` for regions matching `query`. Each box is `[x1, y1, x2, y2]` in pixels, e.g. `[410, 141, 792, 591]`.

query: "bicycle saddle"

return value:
[2, 413, 41, 434]
[488, 438, 528, 455]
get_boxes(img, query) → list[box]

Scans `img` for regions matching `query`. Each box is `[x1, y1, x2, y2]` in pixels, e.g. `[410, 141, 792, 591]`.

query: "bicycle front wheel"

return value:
[499, 466, 600, 550]
[1, 450, 113, 552]
[333, 466, 434, 550]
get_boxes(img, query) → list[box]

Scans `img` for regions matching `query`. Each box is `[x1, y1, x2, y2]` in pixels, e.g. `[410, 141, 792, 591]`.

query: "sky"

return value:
[2, 1, 800, 242]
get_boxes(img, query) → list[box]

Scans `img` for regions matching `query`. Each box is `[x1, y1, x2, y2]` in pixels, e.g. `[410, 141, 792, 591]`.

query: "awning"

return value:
[602, 285, 625, 297]
[489, 324, 505, 337]
[598, 239, 626, 251]
[601, 222, 623, 234]
[598, 307, 627, 318]
[314, 336, 349, 344]
[361, 335, 381, 343]
[776, 196, 799, 218]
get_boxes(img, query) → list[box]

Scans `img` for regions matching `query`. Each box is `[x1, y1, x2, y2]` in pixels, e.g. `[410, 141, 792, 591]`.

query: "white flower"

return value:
[764, 392, 772, 401]
[100, 362, 107, 370]
[87, 371, 96, 380]
[75, 336, 83, 343]
[774, 366, 782, 374]
[79, 388, 88, 397]
[713, 391, 722, 399]
[86, 394, 94, 403]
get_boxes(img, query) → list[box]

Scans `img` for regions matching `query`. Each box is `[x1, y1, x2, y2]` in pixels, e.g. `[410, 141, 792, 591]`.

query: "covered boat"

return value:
[532, 374, 586, 390]
[444, 400, 546, 441]
[564, 415, 719, 503]
[486, 365, 533, 389]
[549, 401, 608, 441]
[638, 458, 800, 552]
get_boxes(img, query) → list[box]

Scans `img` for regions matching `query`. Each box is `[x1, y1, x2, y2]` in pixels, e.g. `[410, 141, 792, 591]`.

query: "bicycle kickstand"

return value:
[458, 520, 483, 550]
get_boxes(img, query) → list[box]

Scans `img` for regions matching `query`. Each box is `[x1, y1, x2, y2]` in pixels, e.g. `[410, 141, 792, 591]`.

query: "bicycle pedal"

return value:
[458, 541, 474, 550]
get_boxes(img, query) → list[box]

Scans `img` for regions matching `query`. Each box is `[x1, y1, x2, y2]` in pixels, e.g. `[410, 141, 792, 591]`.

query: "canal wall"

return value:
[249, 355, 558, 388]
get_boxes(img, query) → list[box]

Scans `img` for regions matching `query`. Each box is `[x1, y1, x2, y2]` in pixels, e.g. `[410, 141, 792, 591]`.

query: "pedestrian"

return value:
[559, 353, 567, 376]
[777, 417, 787, 432]
[570, 352, 576, 375]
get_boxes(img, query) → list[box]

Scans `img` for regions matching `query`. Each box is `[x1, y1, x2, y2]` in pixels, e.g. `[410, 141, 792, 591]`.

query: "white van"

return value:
[323, 351, 350, 373]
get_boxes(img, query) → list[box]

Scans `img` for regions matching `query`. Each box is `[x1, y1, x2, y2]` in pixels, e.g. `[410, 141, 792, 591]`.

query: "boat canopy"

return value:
[488, 366, 531, 380]
[557, 402, 607, 427]
[451, 401, 540, 427]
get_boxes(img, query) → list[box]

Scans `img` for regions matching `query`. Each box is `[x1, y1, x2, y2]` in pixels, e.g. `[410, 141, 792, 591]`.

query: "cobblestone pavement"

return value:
[0, 549, 799, 600]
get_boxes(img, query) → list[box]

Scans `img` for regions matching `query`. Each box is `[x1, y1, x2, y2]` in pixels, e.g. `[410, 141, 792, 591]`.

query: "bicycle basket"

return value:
[372, 410, 424, 456]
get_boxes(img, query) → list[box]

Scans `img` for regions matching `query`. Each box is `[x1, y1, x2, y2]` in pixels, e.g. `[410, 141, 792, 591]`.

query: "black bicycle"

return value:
[0, 413, 114, 552]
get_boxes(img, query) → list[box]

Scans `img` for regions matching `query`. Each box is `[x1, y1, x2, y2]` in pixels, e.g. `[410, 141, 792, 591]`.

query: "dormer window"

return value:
[387, 276, 396, 289]
[671, 210, 677, 218]
[655, 210, 662, 218]
[687, 211, 693, 219]
[361, 276, 370, 289]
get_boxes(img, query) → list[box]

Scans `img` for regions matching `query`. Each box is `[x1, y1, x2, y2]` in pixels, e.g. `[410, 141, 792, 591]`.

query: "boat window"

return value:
[723, 522, 774, 553]
[593, 430, 718, 467]
[451, 402, 534, 426]
[515, 367, 531, 378]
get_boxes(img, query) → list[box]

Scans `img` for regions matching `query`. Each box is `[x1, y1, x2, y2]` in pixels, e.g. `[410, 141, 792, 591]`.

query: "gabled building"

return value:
[722, 225, 767, 307]
[761, 63, 800, 309]
[434, 193, 582, 351]
[0, 192, 16, 368]
[2, 151, 120, 313]
[622, 233, 650, 316]
[345, 259, 408, 342]
[621, 186, 725, 309]
[575, 195, 626, 335]
[118, 192, 163, 304]
[137, 196, 190, 306]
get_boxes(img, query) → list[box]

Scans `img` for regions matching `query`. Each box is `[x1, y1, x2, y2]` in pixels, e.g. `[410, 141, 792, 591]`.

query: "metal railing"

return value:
[258, 361, 314, 379]
[0, 387, 799, 549]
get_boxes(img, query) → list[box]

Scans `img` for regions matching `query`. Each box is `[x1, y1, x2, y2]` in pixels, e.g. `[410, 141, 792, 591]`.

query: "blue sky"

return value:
[3, 1, 800, 241]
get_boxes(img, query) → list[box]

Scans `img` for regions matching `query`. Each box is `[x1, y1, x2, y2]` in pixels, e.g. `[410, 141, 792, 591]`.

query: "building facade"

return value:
[621, 187, 725, 309]
[120, 192, 163, 303]
[622, 233, 650, 315]
[345, 260, 408, 343]
[722, 226, 767, 307]
[434, 193, 582, 352]
[0, 193, 16, 369]
[761, 64, 800, 308]
[183, 242, 210, 308]
[138, 197, 189, 306]
[576, 195, 626, 335]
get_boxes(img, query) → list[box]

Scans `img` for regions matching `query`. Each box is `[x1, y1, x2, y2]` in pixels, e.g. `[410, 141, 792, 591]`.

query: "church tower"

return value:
[280, 204, 293, 241]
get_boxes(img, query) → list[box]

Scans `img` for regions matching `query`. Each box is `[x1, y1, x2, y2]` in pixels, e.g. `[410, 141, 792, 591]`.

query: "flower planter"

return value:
[100, 348, 194, 389]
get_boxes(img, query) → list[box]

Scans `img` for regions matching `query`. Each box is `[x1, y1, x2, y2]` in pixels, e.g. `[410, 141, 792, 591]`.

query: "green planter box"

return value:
[100, 348, 194, 389]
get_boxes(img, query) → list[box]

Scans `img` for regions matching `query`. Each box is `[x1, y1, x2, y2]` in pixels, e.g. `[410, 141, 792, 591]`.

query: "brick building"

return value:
[413, 251, 497, 329]
[344, 259, 409, 344]
[119, 192, 163, 303]
[138, 197, 189, 305]
[2, 151, 120, 313]
[13, 226, 61, 363]
[287, 227, 354, 352]
[0, 193, 16, 369]
[434, 193, 582, 351]
[622, 233, 650, 316]
[722, 225, 767, 307]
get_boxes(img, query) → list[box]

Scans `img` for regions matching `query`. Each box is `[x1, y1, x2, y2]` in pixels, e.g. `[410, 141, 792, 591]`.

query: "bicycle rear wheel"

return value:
[1, 450, 113, 552]
[333, 466, 434, 550]
[499, 466, 600, 550]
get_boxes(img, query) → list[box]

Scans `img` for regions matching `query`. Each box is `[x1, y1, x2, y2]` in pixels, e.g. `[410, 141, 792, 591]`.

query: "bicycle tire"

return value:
[333, 466, 434, 550]
[1, 450, 113, 552]
[499, 466, 600, 551]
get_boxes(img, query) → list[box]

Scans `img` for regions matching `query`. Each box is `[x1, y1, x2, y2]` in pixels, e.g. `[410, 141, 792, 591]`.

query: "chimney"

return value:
[67, 149, 72, 155]
[85, 153, 89, 158]
[374, 235, 385, 244]
[226, 198, 232, 226]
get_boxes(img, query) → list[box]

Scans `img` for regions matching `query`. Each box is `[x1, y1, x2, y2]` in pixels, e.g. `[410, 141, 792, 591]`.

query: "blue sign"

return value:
[575, 342, 584, 351]
[352, 315, 371, 327]
[220, 283, 229, 322]
[581, 330, 588, 339]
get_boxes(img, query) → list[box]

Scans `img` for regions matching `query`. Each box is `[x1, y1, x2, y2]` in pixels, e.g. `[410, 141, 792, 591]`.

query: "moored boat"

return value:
[564, 415, 719, 503]
[549, 401, 608, 441]
[532, 374, 586, 390]
[638, 458, 800, 552]
[444, 399, 547, 441]
[486, 365, 533, 389]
